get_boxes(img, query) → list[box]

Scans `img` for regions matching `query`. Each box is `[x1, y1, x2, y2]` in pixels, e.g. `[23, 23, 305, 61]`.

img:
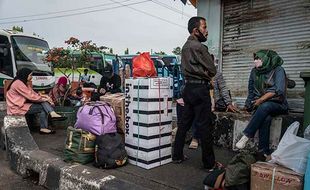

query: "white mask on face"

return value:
[254, 59, 263, 68]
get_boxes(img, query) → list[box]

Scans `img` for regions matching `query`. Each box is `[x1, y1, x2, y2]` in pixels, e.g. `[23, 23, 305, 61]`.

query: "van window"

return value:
[0, 35, 13, 77]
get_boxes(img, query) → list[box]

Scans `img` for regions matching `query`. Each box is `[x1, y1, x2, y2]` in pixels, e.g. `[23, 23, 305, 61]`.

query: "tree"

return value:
[154, 51, 166, 55]
[12, 26, 23, 32]
[172, 47, 181, 55]
[109, 48, 113, 54]
[124, 48, 129, 55]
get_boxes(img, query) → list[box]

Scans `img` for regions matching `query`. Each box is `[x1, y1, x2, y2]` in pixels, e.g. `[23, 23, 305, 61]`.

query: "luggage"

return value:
[64, 126, 96, 164]
[75, 102, 117, 136]
[94, 133, 128, 169]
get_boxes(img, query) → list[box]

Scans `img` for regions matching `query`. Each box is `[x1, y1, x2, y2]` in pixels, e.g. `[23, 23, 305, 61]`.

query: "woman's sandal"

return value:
[39, 128, 56, 135]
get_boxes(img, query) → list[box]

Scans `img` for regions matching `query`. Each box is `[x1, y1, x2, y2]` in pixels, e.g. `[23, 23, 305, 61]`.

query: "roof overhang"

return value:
[179, 0, 197, 7]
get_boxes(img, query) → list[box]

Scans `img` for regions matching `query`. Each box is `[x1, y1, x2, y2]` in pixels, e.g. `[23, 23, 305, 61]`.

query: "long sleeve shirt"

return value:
[213, 71, 232, 105]
[245, 66, 288, 108]
[6, 80, 43, 115]
[98, 74, 122, 94]
[181, 36, 216, 81]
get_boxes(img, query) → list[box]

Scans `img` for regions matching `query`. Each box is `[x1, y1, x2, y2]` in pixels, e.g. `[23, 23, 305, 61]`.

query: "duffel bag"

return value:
[94, 133, 127, 169]
[75, 101, 117, 136]
[64, 126, 96, 164]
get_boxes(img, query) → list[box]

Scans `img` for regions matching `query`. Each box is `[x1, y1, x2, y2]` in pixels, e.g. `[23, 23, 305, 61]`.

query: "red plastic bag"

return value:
[132, 52, 157, 77]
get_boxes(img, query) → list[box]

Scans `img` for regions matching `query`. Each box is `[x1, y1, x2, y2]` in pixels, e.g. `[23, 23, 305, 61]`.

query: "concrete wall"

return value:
[197, 0, 222, 67]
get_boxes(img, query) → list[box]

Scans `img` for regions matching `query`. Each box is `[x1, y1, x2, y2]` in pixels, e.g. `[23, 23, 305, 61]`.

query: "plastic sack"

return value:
[304, 124, 310, 140]
[132, 52, 157, 77]
[270, 121, 310, 174]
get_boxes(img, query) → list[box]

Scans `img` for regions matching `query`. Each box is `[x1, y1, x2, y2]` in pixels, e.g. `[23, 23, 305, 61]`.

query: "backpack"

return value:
[94, 133, 128, 169]
[64, 126, 96, 164]
[75, 101, 117, 136]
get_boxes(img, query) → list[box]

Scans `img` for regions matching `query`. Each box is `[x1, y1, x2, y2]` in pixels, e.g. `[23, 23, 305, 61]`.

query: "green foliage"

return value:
[44, 37, 108, 68]
[124, 48, 129, 55]
[154, 51, 166, 55]
[12, 26, 23, 32]
[172, 47, 181, 55]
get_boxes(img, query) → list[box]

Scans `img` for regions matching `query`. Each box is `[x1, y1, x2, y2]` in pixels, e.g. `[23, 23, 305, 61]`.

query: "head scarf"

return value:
[253, 49, 283, 94]
[7, 68, 32, 90]
[57, 76, 68, 86]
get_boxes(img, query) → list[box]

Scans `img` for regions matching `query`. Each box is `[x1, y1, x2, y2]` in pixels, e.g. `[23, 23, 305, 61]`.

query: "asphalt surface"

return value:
[31, 128, 236, 190]
[0, 149, 45, 190]
[1, 127, 236, 190]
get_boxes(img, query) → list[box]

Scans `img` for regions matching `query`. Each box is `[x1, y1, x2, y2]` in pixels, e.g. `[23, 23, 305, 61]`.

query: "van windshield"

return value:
[11, 36, 49, 68]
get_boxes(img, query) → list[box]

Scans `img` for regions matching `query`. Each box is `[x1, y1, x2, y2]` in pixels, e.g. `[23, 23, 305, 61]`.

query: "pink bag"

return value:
[75, 102, 117, 136]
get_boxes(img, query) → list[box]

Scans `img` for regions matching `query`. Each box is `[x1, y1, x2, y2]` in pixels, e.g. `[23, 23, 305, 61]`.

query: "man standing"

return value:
[173, 16, 217, 170]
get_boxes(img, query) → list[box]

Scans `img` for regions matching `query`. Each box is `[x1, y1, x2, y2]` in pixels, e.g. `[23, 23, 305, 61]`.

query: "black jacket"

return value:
[98, 74, 122, 94]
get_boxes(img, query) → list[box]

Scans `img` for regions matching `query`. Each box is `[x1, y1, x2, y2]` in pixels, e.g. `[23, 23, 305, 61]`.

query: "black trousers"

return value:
[173, 83, 215, 168]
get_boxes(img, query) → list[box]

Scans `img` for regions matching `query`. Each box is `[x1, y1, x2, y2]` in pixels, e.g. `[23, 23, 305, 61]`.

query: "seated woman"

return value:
[49, 76, 69, 106]
[236, 50, 288, 155]
[6, 68, 66, 134]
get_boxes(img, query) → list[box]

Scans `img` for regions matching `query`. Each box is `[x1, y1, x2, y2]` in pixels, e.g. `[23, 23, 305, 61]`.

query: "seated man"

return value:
[98, 63, 122, 95]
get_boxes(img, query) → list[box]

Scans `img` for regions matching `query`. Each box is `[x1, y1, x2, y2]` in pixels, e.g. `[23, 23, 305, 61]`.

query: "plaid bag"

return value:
[64, 126, 96, 164]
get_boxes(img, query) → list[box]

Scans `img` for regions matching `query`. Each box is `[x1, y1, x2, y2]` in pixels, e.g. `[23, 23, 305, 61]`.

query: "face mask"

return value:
[195, 29, 207, 42]
[254, 59, 263, 68]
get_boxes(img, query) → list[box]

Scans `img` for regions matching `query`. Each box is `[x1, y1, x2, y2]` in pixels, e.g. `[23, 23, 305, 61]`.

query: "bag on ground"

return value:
[75, 101, 117, 136]
[64, 126, 96, 164]
[270, 121, 310, 174]
[94, 133, 127, 169]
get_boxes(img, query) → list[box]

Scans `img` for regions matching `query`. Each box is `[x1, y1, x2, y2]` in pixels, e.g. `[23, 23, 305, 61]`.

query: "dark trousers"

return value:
[243, 101, 288, 155]
[173, 83, 215, 168]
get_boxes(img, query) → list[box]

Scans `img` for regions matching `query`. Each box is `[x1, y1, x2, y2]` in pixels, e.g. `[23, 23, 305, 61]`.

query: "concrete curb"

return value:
[4, 115, 145, 190]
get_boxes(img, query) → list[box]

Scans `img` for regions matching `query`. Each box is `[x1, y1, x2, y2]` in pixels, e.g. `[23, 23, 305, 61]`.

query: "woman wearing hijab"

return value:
[6, 68, 66, 134]
[49, 76, 69, 105]
[236, 50, 288, 156]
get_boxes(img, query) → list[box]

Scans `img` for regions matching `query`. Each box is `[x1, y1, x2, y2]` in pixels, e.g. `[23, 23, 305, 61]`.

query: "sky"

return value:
[0, 0, 196, 55]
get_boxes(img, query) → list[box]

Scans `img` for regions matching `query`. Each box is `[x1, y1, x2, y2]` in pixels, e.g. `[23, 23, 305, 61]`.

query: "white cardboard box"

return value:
[124, 77, 173, 169]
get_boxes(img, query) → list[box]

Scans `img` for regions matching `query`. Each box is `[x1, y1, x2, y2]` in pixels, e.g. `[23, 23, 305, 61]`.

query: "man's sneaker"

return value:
[235, 135, 249, 149]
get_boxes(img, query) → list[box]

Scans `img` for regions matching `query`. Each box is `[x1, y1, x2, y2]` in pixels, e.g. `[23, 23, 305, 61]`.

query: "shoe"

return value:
[236, 135, 249, 149]
[189, 139, 198, 149]
[204, 161, 224, 172]
[39, 128, 56, 135]
[172, 155, 188, 164]
[50, 116, 67, 121]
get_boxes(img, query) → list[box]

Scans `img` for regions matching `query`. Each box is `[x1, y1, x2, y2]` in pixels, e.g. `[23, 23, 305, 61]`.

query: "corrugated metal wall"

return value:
[222, 0, 310, 110]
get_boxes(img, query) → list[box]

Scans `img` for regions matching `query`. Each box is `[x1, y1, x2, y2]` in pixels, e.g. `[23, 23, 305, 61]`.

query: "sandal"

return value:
[189, 139, 198, 149]
[50, 116, 67, 121]
[172, 155, 189, 164]
[39, 128, 56, 135]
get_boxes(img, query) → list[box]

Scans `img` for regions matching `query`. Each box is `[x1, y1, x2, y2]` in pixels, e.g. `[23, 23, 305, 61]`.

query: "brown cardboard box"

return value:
[100, 93, 125, 136]
[251, 162, 303, 190]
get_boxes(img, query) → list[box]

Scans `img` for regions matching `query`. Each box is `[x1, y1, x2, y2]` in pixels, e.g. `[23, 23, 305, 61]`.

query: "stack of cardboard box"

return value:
[100, 93, 125, 138]
[124, 77, 173, 169]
